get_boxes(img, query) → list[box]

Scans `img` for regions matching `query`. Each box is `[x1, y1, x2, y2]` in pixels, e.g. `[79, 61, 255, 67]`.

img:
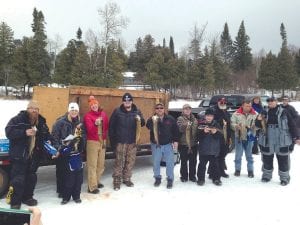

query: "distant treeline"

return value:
[0, 4, 300, 98]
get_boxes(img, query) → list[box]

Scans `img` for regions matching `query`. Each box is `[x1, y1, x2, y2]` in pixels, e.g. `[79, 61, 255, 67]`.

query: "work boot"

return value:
[213, 180, 222, 186]
[88, 189, 100, 194]
[189, 177, 197, 182]
[234, 170, 240, 176]
[197, 180, 205, 186]
[154, 178, 161, 187]
[98, 183, 104, 188]
[123, 180, 134, 187]
[22, 198, 38, 206]
[280, 180, 289, 186]
[180, 177, 188, 182]
[167, 179, 173, 189]
[261, 177, 270, 182]
[220, 172, 229, 178]
[61, 199, 69, 205]
[248, 171, 254, 178]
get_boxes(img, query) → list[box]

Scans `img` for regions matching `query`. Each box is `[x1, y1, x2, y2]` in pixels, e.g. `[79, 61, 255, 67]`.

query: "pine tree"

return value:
[163, 38, 166, 48]
[29, 8, 51, 86]
[0, 22, 15, 95]
[220, 22, 233, 65]
[169, 36, 175, 58]
[77, 27, 82, 40]
[233, 21, 252, 71]
[71, 44, 91, 85]
[257, 51, 279, 94]
[277, 23, 298, 96]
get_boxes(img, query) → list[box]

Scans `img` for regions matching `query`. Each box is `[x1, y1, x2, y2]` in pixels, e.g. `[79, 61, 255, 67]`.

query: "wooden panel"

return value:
[32, 86, 69, 132]
[69, 86, 169, 145]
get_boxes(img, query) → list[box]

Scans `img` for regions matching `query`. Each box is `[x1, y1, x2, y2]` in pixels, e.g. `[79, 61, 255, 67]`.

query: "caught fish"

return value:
[29, 126, 37, 157]
[96, 117, 103, 144]
[186, 121, 192, 154]
[152, 115, 159, 145]
[136, 115, 142, 144]
[73, 123, 82, 152]
[222, 119, 227, 143]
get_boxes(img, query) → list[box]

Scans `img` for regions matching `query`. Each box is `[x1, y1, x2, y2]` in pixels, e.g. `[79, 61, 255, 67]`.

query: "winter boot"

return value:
[22, 198, 38, 206]
[248, 171, 254, 178]
[154, 178, 161, 187]
[167, 179, 173, 189]
[234, 170, 240, 176]
[123, 180, 134, 187]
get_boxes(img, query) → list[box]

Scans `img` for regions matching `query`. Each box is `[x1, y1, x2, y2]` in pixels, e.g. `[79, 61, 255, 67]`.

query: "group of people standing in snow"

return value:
[5, 93, 300, 209]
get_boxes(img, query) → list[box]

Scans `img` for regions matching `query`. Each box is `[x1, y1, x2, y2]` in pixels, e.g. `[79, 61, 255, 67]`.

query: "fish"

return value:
[136, 115, 142, 144]
[223, 119, 227, 144]
[96, 117, 103, 144]
[186, 121, 192, 153]
[152, 115, 159, 146]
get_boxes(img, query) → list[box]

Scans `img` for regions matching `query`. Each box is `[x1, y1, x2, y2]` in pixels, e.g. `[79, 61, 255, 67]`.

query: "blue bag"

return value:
[44, 142, 58, 156]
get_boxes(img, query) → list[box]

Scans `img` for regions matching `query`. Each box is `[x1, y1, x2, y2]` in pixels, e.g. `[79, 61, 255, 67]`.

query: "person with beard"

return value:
[5, 100, 52, 209]
[176, 104, 198, 182]
[208, 97, 231, 178]
[109, 93, 145, 191]
[84, 96, 109, 194]
[251, 96, 263, 154]
[51, 102, 86, 204]
[256, 97, 300, 186]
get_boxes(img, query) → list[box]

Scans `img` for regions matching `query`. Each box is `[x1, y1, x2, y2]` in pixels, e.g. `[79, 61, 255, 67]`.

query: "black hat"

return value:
[205, 108, 214, 116]
[266, 96, 277, 102]
[122, 93, 133, 102]
[282, 95, 289, 100]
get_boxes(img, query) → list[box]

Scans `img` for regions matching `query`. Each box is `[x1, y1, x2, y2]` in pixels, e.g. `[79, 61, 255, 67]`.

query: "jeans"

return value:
[234, 138, 254, 172]
[151, 143, 174, 180]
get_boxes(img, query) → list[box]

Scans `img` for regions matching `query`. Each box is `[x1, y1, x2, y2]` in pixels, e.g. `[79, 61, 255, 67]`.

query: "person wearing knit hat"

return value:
[5, 100, 52, 209]
[109, 92, 145, 190]
[84, 96, 109, 194]
[51, 102, 86, 204]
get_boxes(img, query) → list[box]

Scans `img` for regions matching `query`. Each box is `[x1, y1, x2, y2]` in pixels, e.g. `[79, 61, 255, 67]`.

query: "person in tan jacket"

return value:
[231, 99, 257, 178]
[177, 104, 198, 182]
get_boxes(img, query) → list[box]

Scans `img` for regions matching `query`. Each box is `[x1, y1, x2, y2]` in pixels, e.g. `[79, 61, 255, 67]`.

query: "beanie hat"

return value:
[205, 108, 214, 116]
[122, 93, 133, 102]
[88, 95, 99, 107]
[68, 102, 79, 112]
[27, 100, 39, 109]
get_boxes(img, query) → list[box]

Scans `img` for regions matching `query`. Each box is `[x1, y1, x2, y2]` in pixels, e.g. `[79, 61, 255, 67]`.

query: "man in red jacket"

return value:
[84, 96, 109, 194]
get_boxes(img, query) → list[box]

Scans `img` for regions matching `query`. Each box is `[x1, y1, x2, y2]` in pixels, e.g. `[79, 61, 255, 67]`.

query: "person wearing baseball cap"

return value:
[109, 92, 145, 190]
[257, 95, 300, 186]
[176, 103, 198, 183]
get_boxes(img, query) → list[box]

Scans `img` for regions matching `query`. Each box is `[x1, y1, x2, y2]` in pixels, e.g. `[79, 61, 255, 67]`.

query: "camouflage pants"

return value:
[112, 143, 137, 185]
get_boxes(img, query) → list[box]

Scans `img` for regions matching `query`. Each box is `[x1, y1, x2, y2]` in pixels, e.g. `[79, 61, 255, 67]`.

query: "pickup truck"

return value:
[0, 85, 169, 196]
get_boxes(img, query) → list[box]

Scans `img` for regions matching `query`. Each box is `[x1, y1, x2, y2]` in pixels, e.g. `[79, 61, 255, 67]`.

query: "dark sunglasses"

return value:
[155, 107, 164, 109]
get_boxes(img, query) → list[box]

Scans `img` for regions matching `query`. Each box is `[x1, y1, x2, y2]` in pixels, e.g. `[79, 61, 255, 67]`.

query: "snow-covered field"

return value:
[1, 99, 300, 225]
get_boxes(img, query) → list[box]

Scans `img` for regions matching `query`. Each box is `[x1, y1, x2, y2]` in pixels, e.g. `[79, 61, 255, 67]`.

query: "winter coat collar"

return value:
[120, 103, 138, 113]
[236, 107, 256, 115]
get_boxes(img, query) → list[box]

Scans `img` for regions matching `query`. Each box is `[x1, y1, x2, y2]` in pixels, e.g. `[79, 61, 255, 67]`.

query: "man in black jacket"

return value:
[209, 98, 231, 178]
[109, 93, 145, 191]
[5, 100, 52, 209]
[146, 103, 180, 189]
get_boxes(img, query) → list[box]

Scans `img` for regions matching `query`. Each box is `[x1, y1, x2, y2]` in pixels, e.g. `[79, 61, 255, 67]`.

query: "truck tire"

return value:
[0, 168, 9, 197]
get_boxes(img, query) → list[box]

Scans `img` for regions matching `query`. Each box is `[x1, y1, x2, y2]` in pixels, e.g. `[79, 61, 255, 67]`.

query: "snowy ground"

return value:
[0, 99, 300, 225]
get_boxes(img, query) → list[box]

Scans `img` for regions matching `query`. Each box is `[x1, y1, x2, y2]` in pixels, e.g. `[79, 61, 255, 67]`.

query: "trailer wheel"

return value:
[0, 168, 9, 197]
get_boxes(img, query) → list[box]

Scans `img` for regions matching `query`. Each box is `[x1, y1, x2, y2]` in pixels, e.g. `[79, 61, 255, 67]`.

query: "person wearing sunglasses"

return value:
[146, 103, 180, 189]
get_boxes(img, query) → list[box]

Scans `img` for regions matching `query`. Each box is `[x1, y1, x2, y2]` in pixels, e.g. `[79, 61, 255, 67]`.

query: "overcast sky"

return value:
[1, 0, 299, 54]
